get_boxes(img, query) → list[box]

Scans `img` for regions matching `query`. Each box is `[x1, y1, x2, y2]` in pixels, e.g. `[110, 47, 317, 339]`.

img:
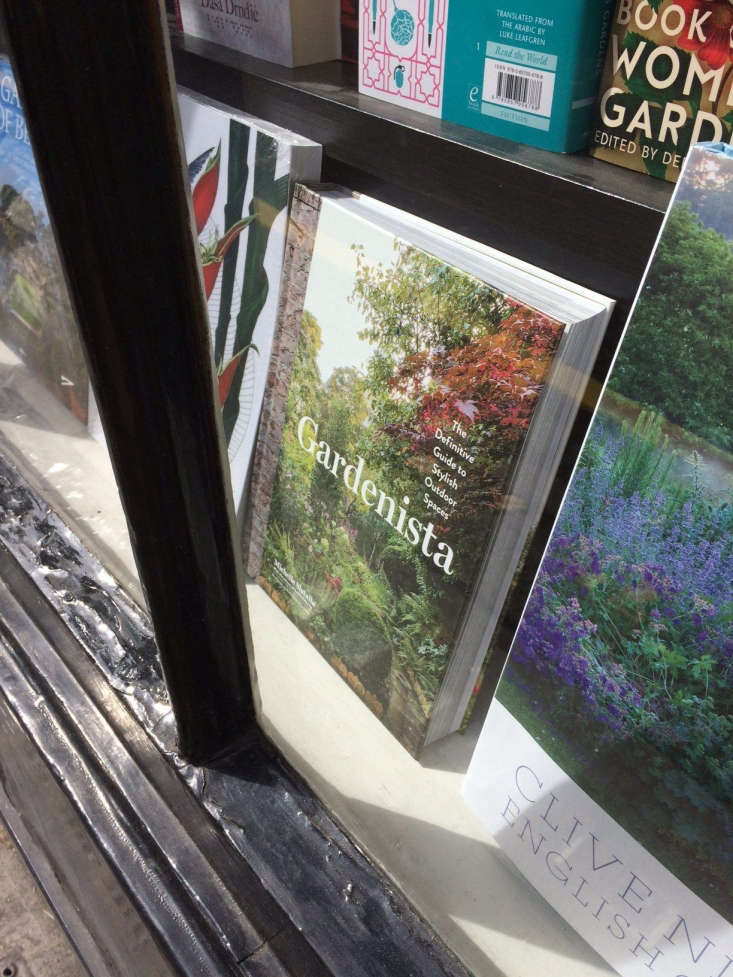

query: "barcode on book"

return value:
[482, 59, 555, 119]
[496, 71, 541, 110]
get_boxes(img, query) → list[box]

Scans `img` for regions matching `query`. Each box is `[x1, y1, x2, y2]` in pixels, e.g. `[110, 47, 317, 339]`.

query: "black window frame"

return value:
[1, 0, 255, 764]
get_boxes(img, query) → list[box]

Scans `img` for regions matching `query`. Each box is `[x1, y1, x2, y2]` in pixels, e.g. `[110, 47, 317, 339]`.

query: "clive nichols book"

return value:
[359, 0, 614, 151]
[245, 185, 612, 755]
[591, 0, 733, 180]
[178, 90, 321, 514]
[464, 143, 733, 976]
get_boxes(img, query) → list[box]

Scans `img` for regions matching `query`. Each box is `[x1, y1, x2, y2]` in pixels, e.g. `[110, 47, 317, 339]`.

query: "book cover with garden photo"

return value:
[254, 190, 568, 755]
[464, 143, 733, 977]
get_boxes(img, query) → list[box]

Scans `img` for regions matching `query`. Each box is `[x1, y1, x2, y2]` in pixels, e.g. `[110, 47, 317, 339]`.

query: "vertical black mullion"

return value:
[0, 0, 254, 762]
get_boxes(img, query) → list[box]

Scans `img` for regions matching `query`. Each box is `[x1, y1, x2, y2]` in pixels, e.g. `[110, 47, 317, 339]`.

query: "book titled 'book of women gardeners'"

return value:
[245, 185, 613, 755]
[464, 144, 733, 975]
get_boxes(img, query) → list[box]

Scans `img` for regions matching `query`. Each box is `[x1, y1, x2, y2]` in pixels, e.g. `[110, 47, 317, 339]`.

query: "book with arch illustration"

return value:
[178, 89, 321, 515]
[244, 183, 613, 755]
[463, 144, 733, 974]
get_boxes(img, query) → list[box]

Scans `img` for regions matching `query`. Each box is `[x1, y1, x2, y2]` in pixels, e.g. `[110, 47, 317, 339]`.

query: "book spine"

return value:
[166, 0, 183, 31]
[341, 0, 358, 63]
[242, 184, 322, 578]
[562, 0, 615, 151]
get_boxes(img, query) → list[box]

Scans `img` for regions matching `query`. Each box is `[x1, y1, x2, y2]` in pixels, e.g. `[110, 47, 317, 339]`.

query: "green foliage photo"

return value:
[263, 221, 565, 745]
[613, 202, 733, 450]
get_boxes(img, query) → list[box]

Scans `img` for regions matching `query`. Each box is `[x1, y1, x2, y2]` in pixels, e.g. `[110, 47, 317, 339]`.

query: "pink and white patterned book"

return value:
[358, 0, 449, 117]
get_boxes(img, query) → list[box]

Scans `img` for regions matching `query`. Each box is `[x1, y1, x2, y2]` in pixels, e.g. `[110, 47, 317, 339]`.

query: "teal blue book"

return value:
[359, 0, 614, 153]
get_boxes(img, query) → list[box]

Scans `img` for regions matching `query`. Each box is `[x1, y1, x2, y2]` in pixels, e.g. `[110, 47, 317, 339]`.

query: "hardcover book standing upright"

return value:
[246, 185, 612, 755]
[178, 0, 341, 68]
[464, 144, 733, 975]
[359, 0, 450, 117]
[359, 0, 614, 152]
[178, 91, 321, 514]
[590, 0, 733, 181]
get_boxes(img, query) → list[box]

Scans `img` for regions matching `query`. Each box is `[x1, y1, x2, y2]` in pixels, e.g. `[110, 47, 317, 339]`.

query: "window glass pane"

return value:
[242, 192, 612, 977]
[0, 41, 142, 606]
[173, 74, 618, 976]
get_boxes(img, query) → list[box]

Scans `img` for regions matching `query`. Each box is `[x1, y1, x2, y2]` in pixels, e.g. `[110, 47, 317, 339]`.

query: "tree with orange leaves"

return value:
[350, 242, 565, 587]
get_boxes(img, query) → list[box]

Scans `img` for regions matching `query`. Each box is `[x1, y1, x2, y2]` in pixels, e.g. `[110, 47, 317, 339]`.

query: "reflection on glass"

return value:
[0, 48, 141, 605]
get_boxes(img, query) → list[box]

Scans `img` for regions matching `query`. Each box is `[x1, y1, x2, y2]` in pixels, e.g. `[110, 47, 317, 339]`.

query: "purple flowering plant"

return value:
[501, 408, 732, 907]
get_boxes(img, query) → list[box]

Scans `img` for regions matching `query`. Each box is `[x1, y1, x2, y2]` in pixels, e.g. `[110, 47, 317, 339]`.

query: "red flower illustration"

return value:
[217, 348, 247, 405]
[200, 215, 254, 299]
[188, 143, 255, 297]
[216, 343, 258, 406]
[677, 0, 733, 69]
[187, 142, 257, 407]
[190, 142, 221, 234]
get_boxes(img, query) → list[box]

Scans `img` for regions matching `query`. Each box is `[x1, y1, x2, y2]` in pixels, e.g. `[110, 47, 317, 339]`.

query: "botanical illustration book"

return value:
[359, 0, 614, 153]
[0, 55, 88, 423]
[178, 0, 341, 68]
[464, 143, 733, 974]
[178, 90, 321, 515]
[245, 184, 613, 755]
[590, 0, 733, 181]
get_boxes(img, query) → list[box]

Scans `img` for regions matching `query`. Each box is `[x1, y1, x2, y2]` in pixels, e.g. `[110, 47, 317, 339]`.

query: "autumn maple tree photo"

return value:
[262, 238, 564, 748]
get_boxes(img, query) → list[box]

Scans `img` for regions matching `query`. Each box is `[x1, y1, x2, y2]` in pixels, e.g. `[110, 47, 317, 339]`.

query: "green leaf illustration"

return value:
[222, 131, 289, 442]
[214, 119, 250, 369]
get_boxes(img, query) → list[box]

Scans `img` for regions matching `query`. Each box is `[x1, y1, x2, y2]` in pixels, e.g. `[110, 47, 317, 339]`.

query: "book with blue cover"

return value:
[0, 54, 87, 422]
[359, 0, 614, 152]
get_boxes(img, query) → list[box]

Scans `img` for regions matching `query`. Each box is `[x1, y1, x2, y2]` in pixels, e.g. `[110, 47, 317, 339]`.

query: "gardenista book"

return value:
[359, 0, 614, 152]
[590, 0, 733, 181]
[178, 0, 341, 67]
[464, 143, 733, 975]
[178, 90, 321, 515]
[244, 184, 613, 755]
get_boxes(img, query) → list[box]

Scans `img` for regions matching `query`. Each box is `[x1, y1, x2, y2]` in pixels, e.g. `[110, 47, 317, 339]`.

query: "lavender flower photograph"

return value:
[498, 145, 733, 919]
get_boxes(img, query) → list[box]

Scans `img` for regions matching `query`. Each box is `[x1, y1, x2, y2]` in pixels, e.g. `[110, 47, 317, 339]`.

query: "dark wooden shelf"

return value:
[171, 34, 671, 322]
[172, 37, 672, 211]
